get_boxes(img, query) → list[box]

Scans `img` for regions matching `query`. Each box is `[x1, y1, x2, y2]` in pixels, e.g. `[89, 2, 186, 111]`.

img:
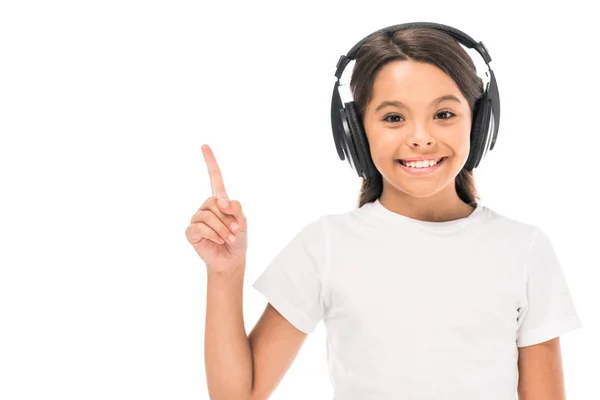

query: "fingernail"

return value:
[228, 234, 236, 243]
[231, 222, 238, 231]
[218, 198, 229, 208]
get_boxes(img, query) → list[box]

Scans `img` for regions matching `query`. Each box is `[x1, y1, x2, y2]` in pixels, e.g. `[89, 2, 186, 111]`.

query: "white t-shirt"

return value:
[252, 198, 582, 399]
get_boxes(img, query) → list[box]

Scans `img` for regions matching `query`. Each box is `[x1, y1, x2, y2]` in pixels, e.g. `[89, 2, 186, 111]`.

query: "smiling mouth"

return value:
[397, 157, 447, 169]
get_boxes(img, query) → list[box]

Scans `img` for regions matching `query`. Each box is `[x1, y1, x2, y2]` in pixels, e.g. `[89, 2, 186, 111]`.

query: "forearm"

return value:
[204, 261, 253, 400]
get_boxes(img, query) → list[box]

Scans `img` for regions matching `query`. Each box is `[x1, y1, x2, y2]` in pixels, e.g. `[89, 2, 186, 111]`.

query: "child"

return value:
[191, 22, 582, 400]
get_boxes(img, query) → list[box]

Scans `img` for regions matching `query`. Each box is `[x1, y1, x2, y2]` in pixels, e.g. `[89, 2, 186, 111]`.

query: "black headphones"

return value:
[330, 22, 500, 179]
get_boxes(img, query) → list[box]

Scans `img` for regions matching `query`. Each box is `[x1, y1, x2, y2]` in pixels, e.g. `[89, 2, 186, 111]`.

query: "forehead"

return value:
[371, 60, 463, 101]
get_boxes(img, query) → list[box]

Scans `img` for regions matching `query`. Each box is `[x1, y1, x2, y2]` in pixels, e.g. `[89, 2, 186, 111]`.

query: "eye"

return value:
[435, 110, 455, 120]
[383, 114, 404, 123]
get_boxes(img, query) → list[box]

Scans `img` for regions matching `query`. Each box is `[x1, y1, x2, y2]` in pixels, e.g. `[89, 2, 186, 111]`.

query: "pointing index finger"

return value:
[201, 144, 228, 199]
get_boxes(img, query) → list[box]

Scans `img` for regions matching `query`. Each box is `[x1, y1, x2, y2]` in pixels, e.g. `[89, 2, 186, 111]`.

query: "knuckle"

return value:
[229, 200, 242, 214]
[186, 222, 204, 241]
[190, 211, 201, 224]
[195, 222, 208, 234]
[197, 209, 215, 226]
[185, 224, 193, 238]
[205, 196, 217, 207]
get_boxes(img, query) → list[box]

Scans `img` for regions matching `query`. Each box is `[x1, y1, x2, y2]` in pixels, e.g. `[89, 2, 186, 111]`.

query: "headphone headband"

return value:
[335, 22, 492, 80]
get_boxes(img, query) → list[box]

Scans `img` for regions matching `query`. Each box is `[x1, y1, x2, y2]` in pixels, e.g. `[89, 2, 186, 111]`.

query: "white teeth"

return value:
[401, 158, 442, 168]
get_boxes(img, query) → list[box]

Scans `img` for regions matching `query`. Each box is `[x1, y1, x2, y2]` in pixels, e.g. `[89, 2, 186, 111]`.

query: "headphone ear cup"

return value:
[344, 102, 378, 179]
[339, 107, 362, 176]
[465, 95, 491, 170]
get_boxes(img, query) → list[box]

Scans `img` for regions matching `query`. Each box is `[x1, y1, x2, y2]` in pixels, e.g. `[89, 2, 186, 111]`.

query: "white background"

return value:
[1, 0, 597, 399]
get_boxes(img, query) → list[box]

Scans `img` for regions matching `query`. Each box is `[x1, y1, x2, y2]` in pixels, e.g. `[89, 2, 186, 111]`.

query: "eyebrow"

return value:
[374, 94, 462, 113]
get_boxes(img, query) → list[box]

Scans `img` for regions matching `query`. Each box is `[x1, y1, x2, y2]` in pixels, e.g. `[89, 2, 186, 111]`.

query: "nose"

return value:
[407, 124, 436, 148]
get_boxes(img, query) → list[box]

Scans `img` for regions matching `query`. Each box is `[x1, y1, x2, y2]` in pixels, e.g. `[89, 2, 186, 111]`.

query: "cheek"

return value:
[365, 130, 397, 162]
[363, 122, 386, 151]
[448, 123, 472, 156]
[454, 135, 472, 156]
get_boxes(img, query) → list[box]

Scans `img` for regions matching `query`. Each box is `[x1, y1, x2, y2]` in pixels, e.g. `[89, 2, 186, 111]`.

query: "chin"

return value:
[398, 185, 447, 199]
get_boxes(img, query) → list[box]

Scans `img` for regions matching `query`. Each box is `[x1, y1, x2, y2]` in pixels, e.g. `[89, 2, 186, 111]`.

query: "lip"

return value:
[397, 156, 447, 175]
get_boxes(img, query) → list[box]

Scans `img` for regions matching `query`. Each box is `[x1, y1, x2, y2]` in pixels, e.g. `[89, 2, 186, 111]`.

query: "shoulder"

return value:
[477, 204, 541, 243]
[281, 205, 372, 251]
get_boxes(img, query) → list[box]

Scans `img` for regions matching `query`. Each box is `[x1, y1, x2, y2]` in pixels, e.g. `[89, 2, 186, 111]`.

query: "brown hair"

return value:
[350, 27, 484, 208]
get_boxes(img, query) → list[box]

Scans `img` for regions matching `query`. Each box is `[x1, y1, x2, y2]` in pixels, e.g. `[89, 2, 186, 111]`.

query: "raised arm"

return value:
[187, 145, 308, 399]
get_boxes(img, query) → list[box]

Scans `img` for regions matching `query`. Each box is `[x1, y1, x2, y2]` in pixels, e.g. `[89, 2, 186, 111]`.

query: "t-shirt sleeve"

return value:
[252, 217, 328, 334]
[516, 227, 582, 347]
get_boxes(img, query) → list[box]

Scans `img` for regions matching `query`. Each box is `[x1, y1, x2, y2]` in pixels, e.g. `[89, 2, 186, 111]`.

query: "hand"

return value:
[185, 144, 248, 273]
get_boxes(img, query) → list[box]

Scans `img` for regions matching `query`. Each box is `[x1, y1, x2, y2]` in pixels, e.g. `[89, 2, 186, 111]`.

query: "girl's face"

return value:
[362, 60, 473, 199]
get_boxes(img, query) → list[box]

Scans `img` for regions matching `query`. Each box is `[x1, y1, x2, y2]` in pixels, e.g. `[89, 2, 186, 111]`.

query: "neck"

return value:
[379, 180, 475, 223]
